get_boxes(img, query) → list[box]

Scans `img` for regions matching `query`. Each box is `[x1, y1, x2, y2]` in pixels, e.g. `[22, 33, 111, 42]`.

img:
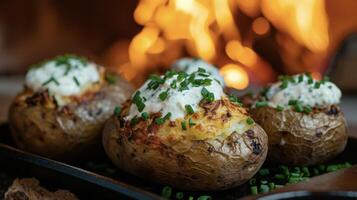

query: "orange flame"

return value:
[122, 0, 330, 88]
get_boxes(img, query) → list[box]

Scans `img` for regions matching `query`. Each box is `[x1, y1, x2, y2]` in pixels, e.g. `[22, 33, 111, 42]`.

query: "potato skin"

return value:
[8, 74, 133, 161]
[250, 105, 348, 166]
[103, 99, 268, 190]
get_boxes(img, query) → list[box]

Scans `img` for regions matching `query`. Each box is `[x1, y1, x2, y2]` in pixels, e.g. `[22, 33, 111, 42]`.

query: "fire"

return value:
[220, 64, 249, 90]
[120, 0, 330, 88]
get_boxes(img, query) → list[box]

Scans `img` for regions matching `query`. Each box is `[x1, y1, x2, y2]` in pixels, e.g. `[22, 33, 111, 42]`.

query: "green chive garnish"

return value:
[133, 91, 145, 112]
[298, 74, 304, 83]
[259, 168, 270, 176]
[161, 186, 172, 199]
[155, 118, 165, 125]
[250, 186, 258, 195]
[197, 196, 212, 200]
[105, 73, 117, 84]
[276, 105, 284, 112]
[279, 79, 288, 89]
[141, 112, 149, 120]
[303, 105, 312, 113]
[42, 76, 60, 86]
[246, 117, 254, 125]
[201, 87, 214, 102]
[113, 106, 121, 116]
[314, 82, 321, 89]
[181, 121, 187, 130]
[255, 101, 268, 107]
[259, 184, 270, 193]
[185, 105, 194, 115]
[188, 118, 196, 127]
[130, 116, 139, 125]
[159, 91, 168, 101]
[294, 103, 303, 112]
[176, 192, 184, 199]
[197, 67, 206, 73]
[288, 99, 298, 106]
[73, 76, 80, 86]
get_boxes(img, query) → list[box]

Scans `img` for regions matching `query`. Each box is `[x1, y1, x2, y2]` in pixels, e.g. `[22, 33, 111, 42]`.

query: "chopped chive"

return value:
[159, 91, 169, 101]
[163, 112, 172, 120]
[176, 192, 184, 199]
[302, 167, 310, 177]
[255, 101, 268, 107]
[307, 77, 313, 84]
[321, 76, 330, 83]
[269, 182, 275, 191]
[42, 76, 60, 86]
[197, 67, 206, 73]
[298, 74, 304, 83]
[164, 70, 176, 79]
[249, 178, 256, 185]
[197, 196, 212, 200]
[133, 91, 145, 112]
[274, 174, 285, 180]
[229, 94, 242, 105]
[198, 73, 209, 77]
[246, 117, 254, 125]
[130, 116, 139, 125]
[288, 99, 298, 106]
[294, 103, 303, 112]
[290, 172, 301, 177]
[161, 186, 172, 199]
[201, 87, 214, 102]
[260, 180, 268, 185]
[314, 82, 321, 89]
[155, 118, 165, 125]
[105, 73, 117, 84]
[188, 118, 196, 127]
[259, 184, 270, 193]
[141, 112, 149, 120]
[259, 168, 270, 176]
[113, 106, 121, 116]
[73, 76, 80, 86]
[279, 79, 288, 89]
[170, 80, 177, 89]
[250, 186, 258, 195]
[185, 105, 195, 115]
[303, 105, 312, 113]
[181, 121, 187, 130]
[276, 105, 284, 112]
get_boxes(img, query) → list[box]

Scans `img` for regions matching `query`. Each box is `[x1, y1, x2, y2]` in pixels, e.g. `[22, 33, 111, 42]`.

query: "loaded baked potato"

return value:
[103, 69, 268, 190]
[250, 73, 347, 166]
[8, 55, 133, 160]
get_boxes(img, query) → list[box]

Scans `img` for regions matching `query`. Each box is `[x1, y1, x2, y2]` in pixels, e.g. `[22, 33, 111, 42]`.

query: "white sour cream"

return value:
[172, 58, 225, 86]
[126, 70, 225, 121]
[25, 56, 100, 104]
[266, 74, 341, 108]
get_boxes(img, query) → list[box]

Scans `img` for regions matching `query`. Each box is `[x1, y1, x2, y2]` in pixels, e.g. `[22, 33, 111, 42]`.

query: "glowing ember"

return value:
[220, 64, 249, 90]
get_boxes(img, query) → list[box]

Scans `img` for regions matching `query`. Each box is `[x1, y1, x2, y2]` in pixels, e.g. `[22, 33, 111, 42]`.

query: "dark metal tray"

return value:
[1, 123, 356, 200]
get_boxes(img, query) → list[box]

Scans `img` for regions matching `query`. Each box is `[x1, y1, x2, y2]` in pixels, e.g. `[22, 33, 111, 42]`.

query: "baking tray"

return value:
[1, 122, 357, 200]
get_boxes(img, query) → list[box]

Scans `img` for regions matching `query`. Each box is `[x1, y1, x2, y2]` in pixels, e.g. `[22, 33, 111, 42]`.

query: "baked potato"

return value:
[250, 74, 348, 166]
[103, 69, 268, 190]
[8, 55, 133, 160]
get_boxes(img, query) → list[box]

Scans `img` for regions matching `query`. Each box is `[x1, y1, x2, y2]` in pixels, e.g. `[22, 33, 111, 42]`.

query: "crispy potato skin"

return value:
[8, 73, 133, 161]
[103, 99, 268, 190]
[250, 105, 348, 166]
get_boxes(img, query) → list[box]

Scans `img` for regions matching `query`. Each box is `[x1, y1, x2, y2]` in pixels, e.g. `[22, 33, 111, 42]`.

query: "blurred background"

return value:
[0, 0, 356, 123]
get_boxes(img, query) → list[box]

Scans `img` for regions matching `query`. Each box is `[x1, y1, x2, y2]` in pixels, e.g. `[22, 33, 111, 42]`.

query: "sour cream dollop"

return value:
[265, 74, 341, 108]
[126, 70, 225, 121]
[172, 58, 225, 86]
[25, 55, 100, 101]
